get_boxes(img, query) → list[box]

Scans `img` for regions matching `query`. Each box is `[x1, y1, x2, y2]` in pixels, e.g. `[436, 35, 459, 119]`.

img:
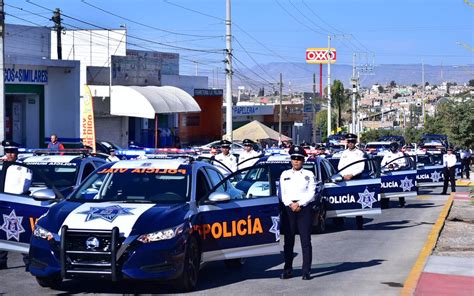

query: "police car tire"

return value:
[381, 198, 390, 209]
[35, 275, 62, 288]
[176, 236, 200, 292]
[224, 258, 246, 269]
[332, 217, 345, 228]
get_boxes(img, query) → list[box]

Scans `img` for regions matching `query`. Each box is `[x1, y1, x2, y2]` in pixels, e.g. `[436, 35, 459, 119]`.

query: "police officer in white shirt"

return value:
[441, 147, 457, 194]
[279, 146, 316, 280]
[238, 139, 260, 170]
[107, 149, 121, 162]
[214, 140, 237, 175]
[460, 148, 471, 179]
[381, 142, 406, 170]
[338, 133, 365, 180]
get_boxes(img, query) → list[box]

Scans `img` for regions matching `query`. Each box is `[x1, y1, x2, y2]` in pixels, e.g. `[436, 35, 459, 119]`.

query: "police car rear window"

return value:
[30, 165, 78, 188]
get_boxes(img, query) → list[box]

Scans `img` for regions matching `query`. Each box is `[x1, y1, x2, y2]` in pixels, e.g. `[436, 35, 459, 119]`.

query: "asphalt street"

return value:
[0, 187, 454, 296]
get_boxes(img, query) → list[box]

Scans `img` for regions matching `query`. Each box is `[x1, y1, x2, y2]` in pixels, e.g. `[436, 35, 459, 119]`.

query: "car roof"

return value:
[366, 141, 391, 145]
[23, 155, 81, 164]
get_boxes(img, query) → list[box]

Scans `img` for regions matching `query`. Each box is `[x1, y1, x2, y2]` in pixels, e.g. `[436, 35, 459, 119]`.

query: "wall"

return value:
[44, 64, 81, 143]
[162, 75, 208, 95]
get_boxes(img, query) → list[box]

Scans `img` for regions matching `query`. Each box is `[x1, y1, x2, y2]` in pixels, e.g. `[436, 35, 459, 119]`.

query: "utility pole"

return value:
[225, 0, 233, 140]
[327, 35, 332, 137]
[351, 53, 357, 134]
[52, 8, 63, 60]
[0, 0, 4, 153]
[278, 73, 283, 145]
[421, 60, 425, 126]
[312, 73, 316, 143]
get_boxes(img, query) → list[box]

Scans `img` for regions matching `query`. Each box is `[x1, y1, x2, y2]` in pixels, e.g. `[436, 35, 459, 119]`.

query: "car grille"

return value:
[60, 226, 123, 280]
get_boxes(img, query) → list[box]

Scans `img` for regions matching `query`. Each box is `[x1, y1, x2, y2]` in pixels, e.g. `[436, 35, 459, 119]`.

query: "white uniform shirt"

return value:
[338, 148, 365, 177]
[4, 164, 32, 195]
[279, 168, 316, 207]
[107, 155, 121, 162]
[214, 153, 237, 175]
[460, 150, 471, 159]
[381, 151, 406, 168]
[238, 150, 260, 169]
[443, 154, 457, 168]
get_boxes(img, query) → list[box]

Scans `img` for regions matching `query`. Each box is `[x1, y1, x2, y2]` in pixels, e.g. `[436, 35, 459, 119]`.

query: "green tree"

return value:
[390, 80, 397, 88]
[377, 85, 384, 93]
[314, 109, 336, 142]
[469, 79, 474, 87]
[331, 80, 348, 128]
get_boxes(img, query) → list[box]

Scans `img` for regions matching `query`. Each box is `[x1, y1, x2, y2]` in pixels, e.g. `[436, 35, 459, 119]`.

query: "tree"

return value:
[377, 85, 384, 93]
[390, 80, 397, 88]
[314, 109, 336, 143]
[425, 82, 429, 86]
[469, 79, 474, 87]
[393, 93, 402, 99]
[331, 80, 348, 128]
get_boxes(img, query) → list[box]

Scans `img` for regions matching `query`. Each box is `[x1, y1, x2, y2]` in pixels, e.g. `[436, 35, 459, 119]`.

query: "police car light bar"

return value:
[32, 148, 91, 156]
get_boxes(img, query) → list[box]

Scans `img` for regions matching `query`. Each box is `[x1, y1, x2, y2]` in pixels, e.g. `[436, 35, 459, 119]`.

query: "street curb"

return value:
[400, 193, 454, 296]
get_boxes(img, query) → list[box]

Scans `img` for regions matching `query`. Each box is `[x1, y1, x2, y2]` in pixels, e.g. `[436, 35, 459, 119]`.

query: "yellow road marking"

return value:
[416, 195, 431, 200]
[456, 180, 474, 187]
[400, 193, 454, 296]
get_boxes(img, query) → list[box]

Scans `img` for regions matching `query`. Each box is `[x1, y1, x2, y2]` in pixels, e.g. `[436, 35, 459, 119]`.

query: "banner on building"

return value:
[82, 85, 96, 152]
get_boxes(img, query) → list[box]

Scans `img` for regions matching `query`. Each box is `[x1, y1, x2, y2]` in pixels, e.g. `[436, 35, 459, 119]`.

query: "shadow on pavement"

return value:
[311, 259, 385, 278]
[404, 202, 441, 209]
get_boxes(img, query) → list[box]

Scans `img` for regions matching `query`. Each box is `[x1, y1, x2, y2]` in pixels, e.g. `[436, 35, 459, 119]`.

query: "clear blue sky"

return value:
[5, 0, 474, 78]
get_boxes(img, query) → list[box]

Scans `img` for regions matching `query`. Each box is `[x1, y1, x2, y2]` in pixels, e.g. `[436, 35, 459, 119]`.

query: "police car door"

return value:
[0, 162, 58, 253]
[321, 158, 382, 218]
[416, 154, 445, 187]
[197, 165, 280, 263]
[380, 155, 417, 200]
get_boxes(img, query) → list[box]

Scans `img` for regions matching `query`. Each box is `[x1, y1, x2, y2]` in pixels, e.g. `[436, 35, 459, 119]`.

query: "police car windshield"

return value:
[366, 143, 391, 149]
[29, 164, 78, 188]
[418, 154, 443, 165]
[70, 168, 190, 203]
[244, 163, 315, 182]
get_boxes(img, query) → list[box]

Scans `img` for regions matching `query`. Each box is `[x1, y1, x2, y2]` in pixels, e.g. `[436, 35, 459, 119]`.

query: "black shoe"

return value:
[280, 270, 292, 279]
[441, 192, 447, 195]
[302, 272, 311, 280]
[0, 262, 7, 270]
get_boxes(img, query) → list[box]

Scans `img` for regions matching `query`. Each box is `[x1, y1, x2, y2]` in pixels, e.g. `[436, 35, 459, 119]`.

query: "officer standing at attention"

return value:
[279, 146, 316, 280]
[441, 147, 457, 195]
[337, 133, 366, 228]
[0, 140, 20, 269]
[214, 140, 237, 175]
[238, 139, 260, 170]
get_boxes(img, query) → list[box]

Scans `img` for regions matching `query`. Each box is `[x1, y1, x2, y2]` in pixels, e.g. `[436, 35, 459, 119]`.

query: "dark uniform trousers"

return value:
[462, 158, 470, 179]
[283, 203, 313, 274]
[442, 167, 456, 194]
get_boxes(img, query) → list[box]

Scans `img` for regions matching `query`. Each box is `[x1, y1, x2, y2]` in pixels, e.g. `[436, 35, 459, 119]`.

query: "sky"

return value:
[5, 0, 474, 81]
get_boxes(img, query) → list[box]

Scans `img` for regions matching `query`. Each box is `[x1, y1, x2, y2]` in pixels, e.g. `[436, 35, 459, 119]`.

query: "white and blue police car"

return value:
[18, 158, 281, 291]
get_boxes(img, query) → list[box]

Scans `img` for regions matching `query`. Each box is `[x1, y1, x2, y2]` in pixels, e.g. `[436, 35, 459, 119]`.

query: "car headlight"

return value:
[137, 223, 185, 243]
[33, 226, 54, 241]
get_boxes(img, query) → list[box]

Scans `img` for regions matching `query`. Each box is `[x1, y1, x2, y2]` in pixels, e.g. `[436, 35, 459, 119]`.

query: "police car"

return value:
[237, 154, 382, 231]
[364, 141, 392, 156]
[9, 158, 281, 291]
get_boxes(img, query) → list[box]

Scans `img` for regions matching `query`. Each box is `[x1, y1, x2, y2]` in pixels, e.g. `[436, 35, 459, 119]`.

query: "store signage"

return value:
[4, 66, 48, 84]
[232, 105, 273, 116]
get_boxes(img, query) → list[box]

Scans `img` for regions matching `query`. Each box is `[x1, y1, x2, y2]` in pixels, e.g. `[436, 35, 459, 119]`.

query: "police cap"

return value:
[345, 133, 358, 142]
[405, 144, 414, 149]
[2, 140, 19, 153]
[288, 145, 307, 159]
[447, 146, 454, 151]
[220, 140, 232, 148]
[389, 142, 399, 152]
[242, 139, 254, 146]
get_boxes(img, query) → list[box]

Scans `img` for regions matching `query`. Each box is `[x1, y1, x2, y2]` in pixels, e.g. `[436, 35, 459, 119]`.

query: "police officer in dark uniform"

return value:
[279, 146, 316, 280]
[0, 140, 20, 269]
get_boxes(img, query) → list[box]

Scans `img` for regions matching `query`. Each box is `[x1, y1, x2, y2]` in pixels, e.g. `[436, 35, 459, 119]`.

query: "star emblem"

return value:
[400, 176, 414, 192]
[269, 216, 280, 241]
[357, 187, 377, 209]
[431, 171, 442, 182]
[1, 210, 25, 241]
[78, 205, 135, 223]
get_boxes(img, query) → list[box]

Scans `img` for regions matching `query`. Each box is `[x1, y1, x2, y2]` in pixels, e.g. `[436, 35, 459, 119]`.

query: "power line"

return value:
[233, 37, 277, 83]
[274, 0, 325, 36]
[80, 0, 222, 38]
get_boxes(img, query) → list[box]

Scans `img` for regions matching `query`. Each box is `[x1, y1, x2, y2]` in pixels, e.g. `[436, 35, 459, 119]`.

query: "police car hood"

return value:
[41, 201, 189, 237]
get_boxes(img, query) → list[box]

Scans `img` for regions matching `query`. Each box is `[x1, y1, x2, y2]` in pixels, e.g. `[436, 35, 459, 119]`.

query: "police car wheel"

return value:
[35, 275, 62, 288]
[224, 258, 246, 268]
[176, 236, 200, 292]
[356, 216, 364, 230]
[332, 217, 345, 228]
[381, 198, 390, 209]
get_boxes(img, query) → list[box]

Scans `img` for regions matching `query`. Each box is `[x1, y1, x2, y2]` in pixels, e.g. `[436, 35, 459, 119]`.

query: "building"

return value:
[4, 24, 81, 147]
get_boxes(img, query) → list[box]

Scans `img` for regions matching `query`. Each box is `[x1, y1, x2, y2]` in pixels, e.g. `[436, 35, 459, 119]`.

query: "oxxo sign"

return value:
[305, 48, 337, 64]
[4, 66, 48, 84]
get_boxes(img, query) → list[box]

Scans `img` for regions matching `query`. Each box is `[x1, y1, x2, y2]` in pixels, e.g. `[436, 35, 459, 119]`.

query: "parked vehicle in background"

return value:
[364, 141, 392, 156]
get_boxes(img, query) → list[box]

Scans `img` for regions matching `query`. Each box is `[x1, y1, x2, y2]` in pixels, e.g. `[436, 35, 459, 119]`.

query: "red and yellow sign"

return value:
[82, 85, 96, 152]
[306, 48, 337, 64]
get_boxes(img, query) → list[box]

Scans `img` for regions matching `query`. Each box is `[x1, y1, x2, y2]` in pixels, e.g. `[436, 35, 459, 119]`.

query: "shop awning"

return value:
[88, 85, 201, 118]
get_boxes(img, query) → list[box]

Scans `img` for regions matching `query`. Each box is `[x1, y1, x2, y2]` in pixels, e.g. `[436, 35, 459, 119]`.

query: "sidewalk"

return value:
[414, 183, 474, 295]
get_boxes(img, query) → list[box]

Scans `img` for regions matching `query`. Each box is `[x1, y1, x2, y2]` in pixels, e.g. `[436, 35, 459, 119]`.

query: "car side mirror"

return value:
[331, 174, 343, 183]
[32, 188, 57, 201]
[208, 192, 231, 202]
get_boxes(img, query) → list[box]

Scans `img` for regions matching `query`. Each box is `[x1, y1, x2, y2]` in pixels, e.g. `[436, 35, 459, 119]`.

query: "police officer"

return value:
[460, 148, 471, 179]
[381, 142, 407, 208]
[107, 149, 121, 162]
[441, 147, 457, 195]
[214, 140, 237, 175]
[238, 139, 260, 170]
[0, 140, 20, 269]
[338, 134, 365, 228]
[280, 146, 316, 280]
